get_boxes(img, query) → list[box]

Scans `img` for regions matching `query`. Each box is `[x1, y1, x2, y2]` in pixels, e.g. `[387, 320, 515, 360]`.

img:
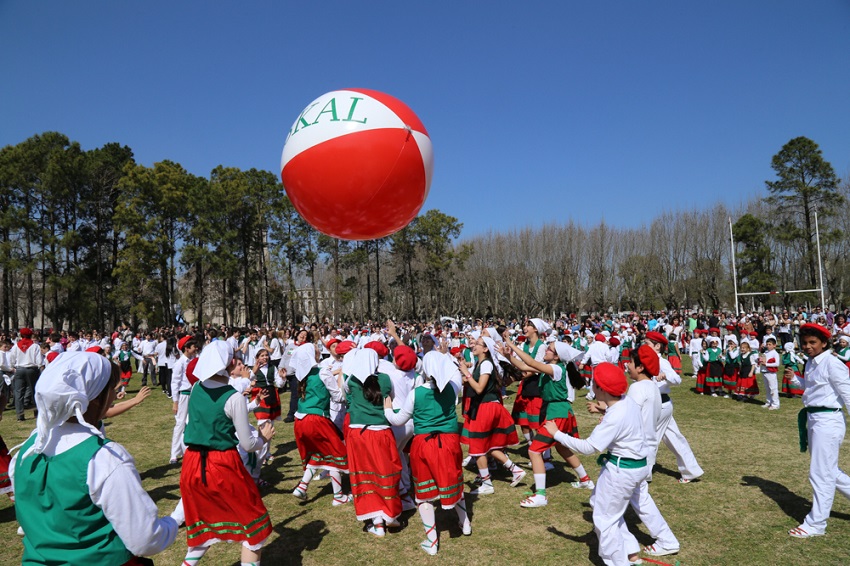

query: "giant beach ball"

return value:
[280, 89, 433, 240]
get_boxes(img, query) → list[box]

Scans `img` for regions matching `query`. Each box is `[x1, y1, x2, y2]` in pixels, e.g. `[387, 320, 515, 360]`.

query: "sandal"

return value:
[789, 526, 824, 538]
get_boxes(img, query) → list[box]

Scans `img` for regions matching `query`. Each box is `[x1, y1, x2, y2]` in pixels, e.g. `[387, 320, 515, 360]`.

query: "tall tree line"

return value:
[0, 133, 847, 329]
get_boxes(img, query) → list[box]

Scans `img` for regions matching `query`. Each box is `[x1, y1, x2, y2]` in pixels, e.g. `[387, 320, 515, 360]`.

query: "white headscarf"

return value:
[530, 318, 551, 335]
[343, 348, 379, 384]
[481, 337, 503, 377]
[553, 341, 583, 364]
[293, 343, 318, 381]
[24, 352, 112, 458]
[421, 351, 462, 392]
[194, 340, 233, 382]
[783, 342, 796, 353]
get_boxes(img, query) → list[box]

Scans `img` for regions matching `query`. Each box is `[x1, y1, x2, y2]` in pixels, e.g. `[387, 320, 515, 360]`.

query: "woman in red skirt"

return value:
[343, 348, 402, 537]
[291, 343, 351, 505]
[180, 341, 274, 565]
[459, 336, 523, 495]
[384, 351, 471, 555]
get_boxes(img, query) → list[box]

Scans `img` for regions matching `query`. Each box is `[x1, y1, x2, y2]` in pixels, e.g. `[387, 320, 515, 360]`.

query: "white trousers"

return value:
[591, 463, 647, 566]
[652, 401, 704, 480]
[393, 420, 415, 495]
[169, 392, 190, 460]
[330, 401, 347, 432]
[802, 411, 850, 534]
[629, 479, 679, 549]
[762, 372, 779, 407]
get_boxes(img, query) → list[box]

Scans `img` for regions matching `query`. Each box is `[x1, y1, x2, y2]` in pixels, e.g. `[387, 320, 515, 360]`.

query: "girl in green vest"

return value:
[12, 351, 183, 565]
[384, 351, 471, 555]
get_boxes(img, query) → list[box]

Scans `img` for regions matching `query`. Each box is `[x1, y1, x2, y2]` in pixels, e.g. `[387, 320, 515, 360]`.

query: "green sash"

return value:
[797, 407, 840, 452]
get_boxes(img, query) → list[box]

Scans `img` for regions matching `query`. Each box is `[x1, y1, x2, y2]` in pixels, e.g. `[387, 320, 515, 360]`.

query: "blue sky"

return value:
[2, 1, 848, 238]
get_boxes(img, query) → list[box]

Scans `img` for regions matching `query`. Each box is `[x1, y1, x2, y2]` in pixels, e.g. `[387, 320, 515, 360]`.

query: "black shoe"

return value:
[284, 416, 295, 423]
[17, 416, 25, 422]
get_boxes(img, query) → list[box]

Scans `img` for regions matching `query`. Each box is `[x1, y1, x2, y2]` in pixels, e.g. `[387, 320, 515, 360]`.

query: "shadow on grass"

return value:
[741, 475, 850, 524]
[140, 461, 180, 482]
[0, 503, 16, 525]
[547, 521, 603, 566]
[652, 464, 680, 481]
[262, 510, 328, 566]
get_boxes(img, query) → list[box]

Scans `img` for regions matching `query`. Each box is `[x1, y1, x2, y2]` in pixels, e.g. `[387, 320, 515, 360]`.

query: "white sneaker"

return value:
[470, 483, 495, 495]
[292, 487, 308, 501]
[385, 517, 401, 528]
[723, 394, 730, 398]
[571, 479, 595, 490]
[510, 468, 527, 487]
[332, 493, 352, 506]
[520, 493, 548, 508]
[761, 403, 771, 408]
[461, 455, 472, 467]
[711, 393, 718, 397]
[459, 520, 472, 536]
[17, 526, 24, 536]
[769, 405, 780, 411]
[367, 524, 386, 537]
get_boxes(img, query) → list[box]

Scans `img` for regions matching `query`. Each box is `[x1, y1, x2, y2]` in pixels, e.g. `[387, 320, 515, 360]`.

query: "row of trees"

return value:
[0, 133, 846, 330]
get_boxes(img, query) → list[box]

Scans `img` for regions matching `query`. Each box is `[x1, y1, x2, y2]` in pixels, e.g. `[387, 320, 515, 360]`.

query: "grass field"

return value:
[2, 359, 850, 566]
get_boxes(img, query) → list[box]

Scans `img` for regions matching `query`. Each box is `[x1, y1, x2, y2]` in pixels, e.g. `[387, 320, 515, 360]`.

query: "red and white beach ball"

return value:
[280, 89, 433, 241]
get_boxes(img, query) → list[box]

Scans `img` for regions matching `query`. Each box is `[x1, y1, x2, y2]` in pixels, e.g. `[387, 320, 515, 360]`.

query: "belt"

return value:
[660, 393, 671, 403]
[596, 452, 647, 469]
[797, 406, 841, 452]
[179, 390, 191, 396]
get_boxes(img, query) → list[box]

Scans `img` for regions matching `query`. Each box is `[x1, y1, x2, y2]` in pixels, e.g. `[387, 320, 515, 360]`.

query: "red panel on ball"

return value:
[346, 88, 429, 136]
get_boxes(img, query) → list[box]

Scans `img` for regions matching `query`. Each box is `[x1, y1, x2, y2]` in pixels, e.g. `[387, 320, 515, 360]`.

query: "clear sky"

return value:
[2, 1, 849, 237]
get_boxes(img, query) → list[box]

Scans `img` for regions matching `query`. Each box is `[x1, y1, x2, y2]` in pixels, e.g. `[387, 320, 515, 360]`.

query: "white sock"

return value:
[503, 458, 519, 473]
[329, 470, 343, 495]
[296, 468, 314, 492]
[534, 473, 546, 493]
[455, 496, 470, 529]
[241, 562, 260, 566]
[183, 546, 208, 565]
[574, 464, 588, 480]
[523, 431, 532, 443]
[419, 502, 438, 544]
[478, 468, 492, 485]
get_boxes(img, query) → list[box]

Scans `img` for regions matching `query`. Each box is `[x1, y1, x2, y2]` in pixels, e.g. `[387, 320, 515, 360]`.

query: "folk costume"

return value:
[781, 343, 805, 397]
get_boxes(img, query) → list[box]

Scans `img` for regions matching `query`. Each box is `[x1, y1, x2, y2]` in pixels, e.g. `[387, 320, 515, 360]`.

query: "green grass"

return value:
[2, 361, 849, 566]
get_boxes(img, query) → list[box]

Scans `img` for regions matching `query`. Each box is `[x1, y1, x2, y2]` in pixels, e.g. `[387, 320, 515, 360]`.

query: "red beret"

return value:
[637, 344, 660, 377]
[450, 347, 462, 356]
[186, 357, 199, 385]
[365, 341, 389, 358]
[609, 337, 621, 347]
[178, 336, 192, 351]
[595, 333, 606, 342]
[20, 327, 32, 337]
[86, 346, 103, 354]
[645, 331, 668, 346]
[593, 362, 628, 397]
[709, 327, 719, 334]
[335, 341, 356, 355]
[46, 351, 59, 363]
[393, 345, 417, 371]
[725, 325, 736, 331]
[325, 338, 341, 350]
[799, 323, 831, 342]
[516, 335, 527, 343]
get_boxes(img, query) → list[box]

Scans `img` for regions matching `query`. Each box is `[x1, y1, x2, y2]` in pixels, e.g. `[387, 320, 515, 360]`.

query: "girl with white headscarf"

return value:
[11, 351, 182, 564]
[290, 343, 350, 506]
[503, 337, 594, 508]
[384, 351, 471, 555]
[511, 319, 549, 447]
[781, 342, 805, 398]
[456, 335, 523, 495]
[342, 348, 402, 537]
[178, 340, 275, 566]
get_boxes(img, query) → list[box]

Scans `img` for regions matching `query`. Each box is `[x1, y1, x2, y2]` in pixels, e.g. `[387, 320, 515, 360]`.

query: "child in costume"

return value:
[384, 351, 471, 555]
[789, 323, 850, 538]
[11, 351, 183, 565]
[179, 341, 274, 565]
[761, 338, 781, 410]
[722, 336, 740, 398]
[291, 342, 351, 506]
[781, 342, 805, 398]
[735, 340, 760, 399]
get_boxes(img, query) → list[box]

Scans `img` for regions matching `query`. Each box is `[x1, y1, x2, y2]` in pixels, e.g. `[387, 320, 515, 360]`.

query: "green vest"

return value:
[521, 340, 544, 398]
[15, 434, 133, 565]
[347, 372, 393, 426]
[254, 365, 274, 388]
[667, 343, 677, 357]
[184, 382, 239, 450]
[707, 347, 721, 362]
[471, 361, 500, 403]
[297, 367, 330, 418]
[539, 362, 573, 419]
[412, 384, 460, 435]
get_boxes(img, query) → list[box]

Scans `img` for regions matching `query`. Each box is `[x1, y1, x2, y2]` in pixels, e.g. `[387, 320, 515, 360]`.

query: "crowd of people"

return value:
[1, 305, 849, 565]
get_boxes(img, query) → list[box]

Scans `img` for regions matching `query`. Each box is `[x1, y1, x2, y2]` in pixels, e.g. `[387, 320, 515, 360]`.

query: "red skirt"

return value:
[781, 371, 804, 396]
[529, 414, 579, 453]
[181, 447, 272, 548]
[294, 414, 348, 471]
[119, 369, 133, 387]
[463, 401, 520, 456]
[511, 395, 543, 430]
[0, 435, 11, 495]
[618, 349, 631, 372]
[668, 355, 682, 375]
[347, 427, 402, 522]
[252, 386, 282, 421]
[409, 433, 464, 508]
[722, 366, 738, 390]
[705, 361, 723, 387]
[695, 365, 708, 393]
[736, 372, 759, 396]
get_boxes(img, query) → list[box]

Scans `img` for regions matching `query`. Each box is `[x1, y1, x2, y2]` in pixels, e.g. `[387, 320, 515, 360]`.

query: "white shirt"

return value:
[268, 337, 283, 361]
[379, 359, 419, 411]
[295, 363, 346, 419]
[66, 340, 82, 353]
[627, 379, 662, 453]
[10, 341, 43, 368]
[656, 354, 681, 396]
[582, 341, 609, 366]
[171, 355, 190, 393]
[155, 341, 167, 366]
[140, 339, 157, 356]
[553, 397, 648, 460]
[10, 423, 180, 556]
[763, 349, 780, 374]
[802, 350, 850, 409]
[199, 380, 266, 453]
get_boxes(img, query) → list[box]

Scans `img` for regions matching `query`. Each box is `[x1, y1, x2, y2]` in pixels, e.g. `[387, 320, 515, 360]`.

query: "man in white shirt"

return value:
[10, 328, 43, 421]
[139, 333, 159, 387]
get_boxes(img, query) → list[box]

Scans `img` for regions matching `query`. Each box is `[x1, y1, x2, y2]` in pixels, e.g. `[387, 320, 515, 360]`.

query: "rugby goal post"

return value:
[729, 215, 826, 313]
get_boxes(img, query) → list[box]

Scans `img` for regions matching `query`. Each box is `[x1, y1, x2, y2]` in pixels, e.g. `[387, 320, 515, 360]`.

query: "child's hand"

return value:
[258, 389, 269, 401]
[383, 396, 393, 409]
[259, 421, 275, 442]
[543, 420, 559, 437]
